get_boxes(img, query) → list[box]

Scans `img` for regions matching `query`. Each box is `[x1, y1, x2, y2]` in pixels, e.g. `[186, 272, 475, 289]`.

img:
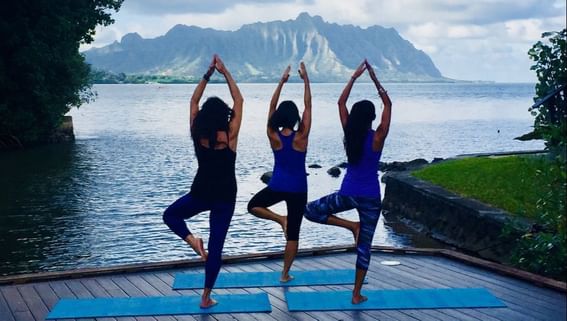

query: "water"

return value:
[0, 83, 544, 276]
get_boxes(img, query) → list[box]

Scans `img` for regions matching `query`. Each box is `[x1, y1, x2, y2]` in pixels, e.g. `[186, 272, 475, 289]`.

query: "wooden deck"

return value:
[1, 248, 565, 321]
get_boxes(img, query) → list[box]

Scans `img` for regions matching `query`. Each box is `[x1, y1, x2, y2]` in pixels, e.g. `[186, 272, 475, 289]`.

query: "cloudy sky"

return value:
[83, 0, 566, 82]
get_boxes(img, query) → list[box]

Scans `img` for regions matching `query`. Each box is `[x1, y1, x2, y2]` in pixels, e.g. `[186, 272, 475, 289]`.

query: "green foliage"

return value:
[528, 29, 567, 157]
[513, 29, 567, 281]
[507, 156, 566, 280]
[0, 1, 123, 145]
[90, 69, 201, 84]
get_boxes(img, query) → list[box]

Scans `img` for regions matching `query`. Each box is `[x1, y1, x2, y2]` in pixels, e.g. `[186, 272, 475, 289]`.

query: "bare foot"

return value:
[188, 236, 208, 261]
[352, 222, 360, 245]
[200, 297, 218, 309]
[352, 294, 368, 305]
[280, 274, 294, 283]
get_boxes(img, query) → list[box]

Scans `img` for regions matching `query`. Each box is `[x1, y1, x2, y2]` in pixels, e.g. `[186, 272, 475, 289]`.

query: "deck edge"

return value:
[1, 245, 564, 293]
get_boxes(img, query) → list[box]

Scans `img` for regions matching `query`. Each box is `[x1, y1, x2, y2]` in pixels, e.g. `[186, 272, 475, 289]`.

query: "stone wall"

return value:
[49, 115, 75, 143]
[382, 170, 531, 263]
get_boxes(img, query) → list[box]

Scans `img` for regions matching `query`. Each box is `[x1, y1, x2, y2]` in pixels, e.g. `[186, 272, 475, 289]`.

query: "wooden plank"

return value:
[331, 253, 541, 321]
[12, 311, 35, 321]
[320, 254, 500, 321]
[228, 263, 317, 321]
[439, 249, 566, 292]
[222, 263, 295, 321]
[91, 277, 155, 321]
[157, 273, 227, 321]
[236, 260, 326, 321]
[260, 256, 422, 321]
[1, 246, 563, 294]
[137, 274, 199, 321]
[17, 284, 49, 321]
[123, 274, 179, 321]
[107, 277, 159, 321]
[292, 256, 430, 321]
[79, 279, 119, 321]
[0, 287, 16, 321]
[400, 255, 566, 317]
[423, 255, 566, 303]
[47, 281, 78, 321]
[1, 286, 29, 313]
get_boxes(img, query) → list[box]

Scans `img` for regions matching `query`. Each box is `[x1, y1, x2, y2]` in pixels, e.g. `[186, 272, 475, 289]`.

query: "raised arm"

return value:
[366, 61, 392, 152]
[190, 55, 216, 128]
[215, 55, 244, 151]
[297, 62, 312, 139]
[268, 66, 290, 136]
[338, 60, 366, 129]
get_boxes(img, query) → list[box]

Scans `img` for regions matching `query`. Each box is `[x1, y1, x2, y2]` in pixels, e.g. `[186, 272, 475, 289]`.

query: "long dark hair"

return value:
[191, 97, 233, 150]
[269, 100, 300, 131]
[344, 100, 376, 164]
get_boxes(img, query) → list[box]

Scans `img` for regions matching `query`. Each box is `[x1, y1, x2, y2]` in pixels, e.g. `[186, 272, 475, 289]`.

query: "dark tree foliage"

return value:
[528, 29, 567, 154]
[507, 29, 567, 281]
[0, 0, 123, 145]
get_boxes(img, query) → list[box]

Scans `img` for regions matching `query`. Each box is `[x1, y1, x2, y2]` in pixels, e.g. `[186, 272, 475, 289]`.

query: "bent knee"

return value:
[162, 207, 176, 226]
[248, 205, 263, 216]
[303, 204, 322, 223]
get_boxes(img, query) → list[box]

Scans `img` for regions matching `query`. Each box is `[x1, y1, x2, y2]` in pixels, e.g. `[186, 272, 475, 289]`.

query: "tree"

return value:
[528, 29, 567, 157]
[508, 29, 567, 281]
[0, 0, 123, 146]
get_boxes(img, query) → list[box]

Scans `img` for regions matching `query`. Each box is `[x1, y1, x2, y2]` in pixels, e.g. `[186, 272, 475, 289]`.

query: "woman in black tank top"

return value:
[163, 54, 243, 309]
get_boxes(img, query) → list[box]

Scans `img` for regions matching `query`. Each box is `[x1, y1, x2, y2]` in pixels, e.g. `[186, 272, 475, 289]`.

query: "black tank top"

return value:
[190, 143, 237, 202]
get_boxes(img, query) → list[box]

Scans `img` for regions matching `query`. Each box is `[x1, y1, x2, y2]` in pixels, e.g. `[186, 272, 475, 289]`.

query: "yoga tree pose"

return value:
[248, 63, 312, 282]
[163, 54, 243, 308]
[304, 59, 392, 304]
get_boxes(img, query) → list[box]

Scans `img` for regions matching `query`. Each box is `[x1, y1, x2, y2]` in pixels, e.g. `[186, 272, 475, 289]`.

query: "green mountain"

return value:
[85, 13, 447, 82]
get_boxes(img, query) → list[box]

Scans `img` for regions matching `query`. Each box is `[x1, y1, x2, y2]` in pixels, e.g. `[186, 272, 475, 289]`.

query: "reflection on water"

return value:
[0, 83, 543, 276]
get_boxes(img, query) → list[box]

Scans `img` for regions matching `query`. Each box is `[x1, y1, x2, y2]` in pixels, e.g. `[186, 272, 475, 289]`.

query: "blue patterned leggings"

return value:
[304, 192, 381, 270]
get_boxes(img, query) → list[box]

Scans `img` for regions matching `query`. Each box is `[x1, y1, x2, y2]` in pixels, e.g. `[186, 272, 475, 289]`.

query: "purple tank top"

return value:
[339, 130, 381, 197]
[268, 131, 307, 193]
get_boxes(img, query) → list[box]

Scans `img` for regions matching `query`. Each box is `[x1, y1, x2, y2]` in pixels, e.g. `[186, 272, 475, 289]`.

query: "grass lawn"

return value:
[412, 155, 559, 219]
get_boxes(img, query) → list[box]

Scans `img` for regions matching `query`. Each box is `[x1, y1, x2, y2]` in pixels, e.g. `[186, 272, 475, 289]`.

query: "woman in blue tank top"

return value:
[163, 55, 243, 308]
[248, 63, 312, 282]
[305, 60, 392, 304]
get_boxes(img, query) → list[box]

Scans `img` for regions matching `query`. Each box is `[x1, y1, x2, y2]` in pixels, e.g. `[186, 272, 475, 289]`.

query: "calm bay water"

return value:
[0, 83, 544, 276]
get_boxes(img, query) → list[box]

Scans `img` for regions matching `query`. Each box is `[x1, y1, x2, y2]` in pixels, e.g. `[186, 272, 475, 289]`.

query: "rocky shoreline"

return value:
[259, 157, 442, 183]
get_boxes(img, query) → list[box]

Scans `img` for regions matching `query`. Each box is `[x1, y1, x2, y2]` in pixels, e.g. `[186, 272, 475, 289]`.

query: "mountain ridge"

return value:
[85, 13, 448, 82]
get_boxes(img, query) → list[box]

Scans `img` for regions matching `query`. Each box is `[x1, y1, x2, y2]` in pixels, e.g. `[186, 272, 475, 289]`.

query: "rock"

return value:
[260, 171, 273, 184]
[308, 164, 322, 168]
[432, 157, 444, 163]
[406, 158, 428, 168]
[327, 166, 341, 177]
[337, 162, 348, 169]
[380, 158, 429, 172]
[48, 116, 75, 143]
[381, 161, 406, 172]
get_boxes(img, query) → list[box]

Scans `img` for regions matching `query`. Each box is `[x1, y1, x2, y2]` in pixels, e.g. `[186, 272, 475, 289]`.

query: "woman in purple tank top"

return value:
[304, 60, 392, 304]
[248, 63, 312, 282]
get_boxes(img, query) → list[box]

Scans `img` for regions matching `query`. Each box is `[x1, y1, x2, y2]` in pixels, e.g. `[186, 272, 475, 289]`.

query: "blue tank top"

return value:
[339, 130, 381, 198]
[268, 131, 307, 193]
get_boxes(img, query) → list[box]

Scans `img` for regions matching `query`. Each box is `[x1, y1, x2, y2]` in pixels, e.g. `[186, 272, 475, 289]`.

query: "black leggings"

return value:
[247, 187, 307, 241]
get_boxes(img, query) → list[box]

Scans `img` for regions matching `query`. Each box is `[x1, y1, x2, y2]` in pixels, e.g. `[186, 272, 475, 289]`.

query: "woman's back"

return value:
[269, 131, 307, 192]
[339, 129, 381, 198]
[191, 140, 237, 202]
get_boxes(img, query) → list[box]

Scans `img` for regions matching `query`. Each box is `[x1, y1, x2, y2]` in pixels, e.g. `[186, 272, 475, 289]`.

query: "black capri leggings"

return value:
[247, 187, 307, 241]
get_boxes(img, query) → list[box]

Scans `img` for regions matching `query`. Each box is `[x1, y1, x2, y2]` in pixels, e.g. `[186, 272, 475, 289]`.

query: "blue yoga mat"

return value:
[46, 293, 271, 319]
[285, 288, 506, 311]
[173, 269, 363, 289]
